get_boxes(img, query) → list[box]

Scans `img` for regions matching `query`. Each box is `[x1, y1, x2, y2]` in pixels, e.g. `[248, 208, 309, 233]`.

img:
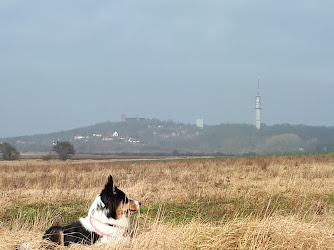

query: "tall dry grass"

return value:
[1, 154, 334, 249]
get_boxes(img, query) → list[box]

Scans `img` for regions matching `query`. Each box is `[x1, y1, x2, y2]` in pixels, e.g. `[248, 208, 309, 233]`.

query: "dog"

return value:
[43, 175, 141, 246]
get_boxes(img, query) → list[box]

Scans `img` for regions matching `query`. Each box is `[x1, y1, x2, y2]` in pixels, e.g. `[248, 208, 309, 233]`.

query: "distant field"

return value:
[1, 154, 334, 249]
[19, 152, 218, 160]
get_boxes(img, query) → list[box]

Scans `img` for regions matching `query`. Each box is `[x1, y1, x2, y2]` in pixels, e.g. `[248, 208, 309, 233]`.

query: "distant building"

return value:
[74, 136, 86, 140]
[196, 118, 204, 129]
[128, 138, 139, 143]
[125, 117, 138, 122]
[122, 114, 146, 122]
[102, 136, 113, 141]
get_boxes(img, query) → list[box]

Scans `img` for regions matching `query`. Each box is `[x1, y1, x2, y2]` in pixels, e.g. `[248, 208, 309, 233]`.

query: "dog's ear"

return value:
[104, 175, 114, 191]
[108, 175, 113, 185]
[105, 175, 116, 194]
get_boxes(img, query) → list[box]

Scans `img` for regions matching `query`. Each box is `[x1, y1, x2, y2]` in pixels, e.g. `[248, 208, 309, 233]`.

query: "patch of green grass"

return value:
[269, 193, 292, 211]
[2, 200, 89, 229]
[140, 194, 321, 225]
[324, 194, 334, 205]
[140, 199, 244, 225]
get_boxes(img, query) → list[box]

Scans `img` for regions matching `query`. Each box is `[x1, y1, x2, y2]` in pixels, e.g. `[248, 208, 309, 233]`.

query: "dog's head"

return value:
[100, 175, 141, 219]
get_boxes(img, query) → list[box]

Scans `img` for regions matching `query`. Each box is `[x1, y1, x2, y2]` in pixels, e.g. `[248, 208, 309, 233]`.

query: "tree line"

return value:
[0, 141, 75, 161]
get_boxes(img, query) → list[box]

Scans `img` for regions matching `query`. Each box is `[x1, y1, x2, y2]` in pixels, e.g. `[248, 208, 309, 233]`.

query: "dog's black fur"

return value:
[43, 223, 100, 246]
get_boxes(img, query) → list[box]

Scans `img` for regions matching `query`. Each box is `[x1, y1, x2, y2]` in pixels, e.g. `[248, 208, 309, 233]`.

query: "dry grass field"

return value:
[1, 154, 334, 249]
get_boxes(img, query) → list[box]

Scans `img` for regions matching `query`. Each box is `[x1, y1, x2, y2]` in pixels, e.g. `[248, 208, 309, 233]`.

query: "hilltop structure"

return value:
[121, 113, 145, 122]
[196, 118, 204, 129]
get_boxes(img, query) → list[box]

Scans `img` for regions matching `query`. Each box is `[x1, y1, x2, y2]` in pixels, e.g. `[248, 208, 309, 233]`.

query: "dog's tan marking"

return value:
[115, 200, 139, 219]
[59, 230, 64, 246]
[129, 200, 138, 211]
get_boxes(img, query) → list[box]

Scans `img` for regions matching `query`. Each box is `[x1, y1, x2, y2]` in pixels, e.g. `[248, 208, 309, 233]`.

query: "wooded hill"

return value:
[2, 119, 334, 155]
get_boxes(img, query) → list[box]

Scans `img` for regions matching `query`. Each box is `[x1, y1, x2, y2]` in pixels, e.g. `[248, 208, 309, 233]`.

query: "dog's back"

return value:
[43, 222, 100, 246]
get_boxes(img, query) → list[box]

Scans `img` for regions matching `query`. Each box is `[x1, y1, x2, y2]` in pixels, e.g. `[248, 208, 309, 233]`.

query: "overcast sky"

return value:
[1, 1, 334, 138]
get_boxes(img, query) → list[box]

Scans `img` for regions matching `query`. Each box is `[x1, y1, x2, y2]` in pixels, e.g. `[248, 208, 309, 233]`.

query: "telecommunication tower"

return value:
[255, 78, 262, 130]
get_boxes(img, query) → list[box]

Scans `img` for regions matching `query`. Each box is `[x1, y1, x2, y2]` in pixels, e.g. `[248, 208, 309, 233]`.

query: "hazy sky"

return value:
[1, 1, 334, 138]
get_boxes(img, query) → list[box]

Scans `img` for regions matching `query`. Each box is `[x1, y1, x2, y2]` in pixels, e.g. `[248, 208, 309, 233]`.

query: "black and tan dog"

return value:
[43, 175, 140, 246]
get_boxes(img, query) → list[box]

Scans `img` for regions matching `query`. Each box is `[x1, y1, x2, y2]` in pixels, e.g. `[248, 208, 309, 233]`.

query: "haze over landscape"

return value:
[1, 1, 334, 138]
[3, 3, 334, 249]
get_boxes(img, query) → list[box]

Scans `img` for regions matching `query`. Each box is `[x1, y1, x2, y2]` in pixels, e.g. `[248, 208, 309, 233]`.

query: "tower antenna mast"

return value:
[255, 77, 262, 130]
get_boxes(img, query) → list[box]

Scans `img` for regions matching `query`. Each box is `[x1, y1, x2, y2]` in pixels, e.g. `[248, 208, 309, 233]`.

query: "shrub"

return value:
[41, 153, 53, 161]
[0, 142, 20, 160]
[52, 141, 75, 161]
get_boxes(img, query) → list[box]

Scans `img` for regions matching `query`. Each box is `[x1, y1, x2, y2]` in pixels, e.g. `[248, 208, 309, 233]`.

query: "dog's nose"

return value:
[139, 202, 141, 206]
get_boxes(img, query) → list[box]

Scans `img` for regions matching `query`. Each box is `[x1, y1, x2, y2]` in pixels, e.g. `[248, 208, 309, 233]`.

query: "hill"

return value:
[1, 119, 334, 155]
